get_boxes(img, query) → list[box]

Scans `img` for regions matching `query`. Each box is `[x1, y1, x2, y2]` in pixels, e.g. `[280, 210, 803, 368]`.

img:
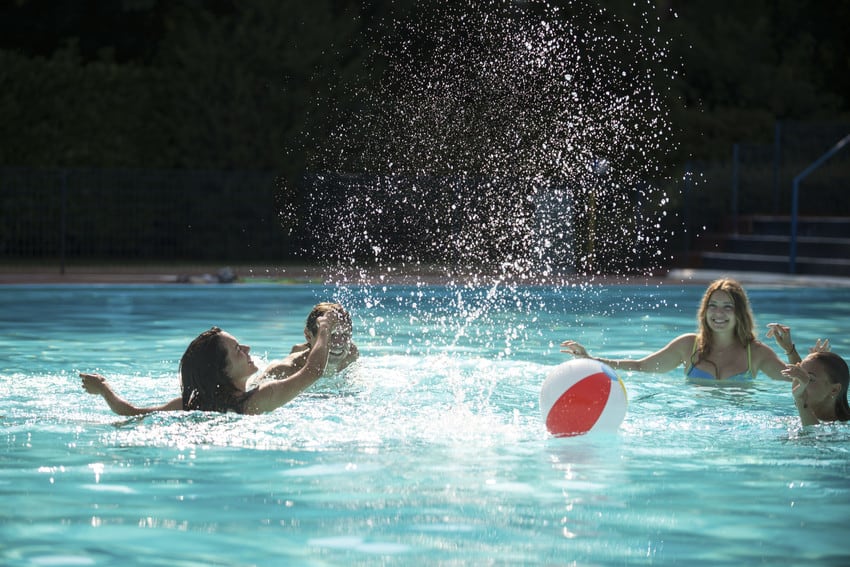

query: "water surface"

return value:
[1, 283, 848, 565]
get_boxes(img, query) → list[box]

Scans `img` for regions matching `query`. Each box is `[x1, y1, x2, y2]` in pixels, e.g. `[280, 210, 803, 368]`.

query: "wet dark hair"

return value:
[180, 327, 250, 413]
[810, 351, 850, 422]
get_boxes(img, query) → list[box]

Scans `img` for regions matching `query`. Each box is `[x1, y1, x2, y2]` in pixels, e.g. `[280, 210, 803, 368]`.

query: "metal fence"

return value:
[678, 120, 850, 261]
[683, 120, 850, 223]
[0, 167, 292, 266]
[4, 120, 846, 272]
[1, 166, 656, 274]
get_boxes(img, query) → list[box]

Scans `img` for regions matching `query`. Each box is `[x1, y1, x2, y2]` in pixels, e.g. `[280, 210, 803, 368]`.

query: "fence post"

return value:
[731, 143, 739, 234]
[59, 169, 68, 275]
[773, 121, 781, 213]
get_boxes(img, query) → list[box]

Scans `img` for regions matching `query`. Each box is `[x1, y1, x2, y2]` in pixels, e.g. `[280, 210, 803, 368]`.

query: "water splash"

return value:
[296, 0, 678, 353]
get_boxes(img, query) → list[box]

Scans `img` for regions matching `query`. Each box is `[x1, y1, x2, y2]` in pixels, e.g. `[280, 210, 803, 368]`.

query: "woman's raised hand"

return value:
[560, 340, 589, 358]
[766, 323, 794, 352]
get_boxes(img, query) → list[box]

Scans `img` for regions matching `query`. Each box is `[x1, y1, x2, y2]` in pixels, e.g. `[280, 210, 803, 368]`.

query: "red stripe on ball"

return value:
[545, 372, 612, 437]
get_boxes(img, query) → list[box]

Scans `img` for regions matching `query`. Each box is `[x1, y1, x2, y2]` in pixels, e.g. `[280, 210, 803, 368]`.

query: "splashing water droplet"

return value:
[296, 0, 677, 354]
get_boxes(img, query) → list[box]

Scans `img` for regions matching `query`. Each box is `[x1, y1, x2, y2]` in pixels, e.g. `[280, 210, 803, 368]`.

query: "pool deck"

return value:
[1, 263, 850, 287]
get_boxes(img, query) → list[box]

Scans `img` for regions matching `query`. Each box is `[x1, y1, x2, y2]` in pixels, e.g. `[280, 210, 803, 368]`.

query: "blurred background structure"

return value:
[1, 0, 848, 276]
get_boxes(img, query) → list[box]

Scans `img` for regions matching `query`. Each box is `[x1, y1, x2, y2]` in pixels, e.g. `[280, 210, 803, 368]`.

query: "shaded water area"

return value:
[2, 283, 849, 565]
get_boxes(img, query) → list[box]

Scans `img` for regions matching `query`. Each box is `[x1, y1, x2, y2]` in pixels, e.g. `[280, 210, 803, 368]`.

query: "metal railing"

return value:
[789, 133, 850, 273]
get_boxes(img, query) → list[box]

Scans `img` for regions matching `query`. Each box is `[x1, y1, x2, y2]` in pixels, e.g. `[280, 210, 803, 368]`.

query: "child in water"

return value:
[783, 351, 850, 426]
[278, 302, 359, 377]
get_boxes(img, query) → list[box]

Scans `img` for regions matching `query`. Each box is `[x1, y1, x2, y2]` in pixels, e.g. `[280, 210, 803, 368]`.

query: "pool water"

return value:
[1, 282, 849, 566]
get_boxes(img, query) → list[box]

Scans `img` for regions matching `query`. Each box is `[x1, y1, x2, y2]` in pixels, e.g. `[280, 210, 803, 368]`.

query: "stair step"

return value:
[700, 252, 850, 276]
[694, 215, 850, 276]
[707, 234, 850, 256]
[743, 215, 850, 238]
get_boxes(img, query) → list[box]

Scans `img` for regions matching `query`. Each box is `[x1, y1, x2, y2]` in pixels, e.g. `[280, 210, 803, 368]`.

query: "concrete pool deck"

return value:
[2, 263, 850, 288]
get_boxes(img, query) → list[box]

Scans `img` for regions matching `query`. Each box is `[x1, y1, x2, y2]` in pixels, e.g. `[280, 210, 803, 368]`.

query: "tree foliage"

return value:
[662, 0, 848, 159]
[1, 0, 847, 171]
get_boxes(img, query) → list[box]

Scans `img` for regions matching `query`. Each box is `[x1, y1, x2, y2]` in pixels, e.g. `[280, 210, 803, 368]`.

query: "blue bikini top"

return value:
[685, 341, 756, 382]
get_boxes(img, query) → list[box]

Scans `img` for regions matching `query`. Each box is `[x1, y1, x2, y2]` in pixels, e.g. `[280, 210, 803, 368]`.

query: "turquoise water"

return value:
[1, 282, 849, 566]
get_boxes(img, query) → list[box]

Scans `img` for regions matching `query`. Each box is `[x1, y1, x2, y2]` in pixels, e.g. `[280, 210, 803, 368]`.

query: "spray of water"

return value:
[292, 0, 678, 355]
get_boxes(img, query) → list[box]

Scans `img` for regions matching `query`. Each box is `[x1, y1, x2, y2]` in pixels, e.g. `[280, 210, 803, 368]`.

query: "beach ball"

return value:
[540, 359, 628, 437]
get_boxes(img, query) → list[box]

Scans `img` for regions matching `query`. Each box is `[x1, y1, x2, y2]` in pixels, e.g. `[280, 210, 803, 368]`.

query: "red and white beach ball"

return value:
[540, 359, 628, 437]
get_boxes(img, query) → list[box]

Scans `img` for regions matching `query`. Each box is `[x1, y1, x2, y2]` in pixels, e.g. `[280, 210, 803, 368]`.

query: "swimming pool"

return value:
[1, 282, 848, 565]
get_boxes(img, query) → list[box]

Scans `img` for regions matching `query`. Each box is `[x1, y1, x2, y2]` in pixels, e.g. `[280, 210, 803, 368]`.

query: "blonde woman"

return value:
[561, 278, 795, 383]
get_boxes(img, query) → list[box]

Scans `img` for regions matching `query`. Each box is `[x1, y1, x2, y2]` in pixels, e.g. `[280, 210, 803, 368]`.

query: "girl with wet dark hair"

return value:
[784, 351, 850, 426]
[81, 312, 340, 415]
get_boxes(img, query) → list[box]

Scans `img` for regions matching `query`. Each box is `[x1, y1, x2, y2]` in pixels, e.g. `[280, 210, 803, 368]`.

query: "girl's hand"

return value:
[314, 311, 339, 338]
[80, 372, 109, 395]
[783, 365, 809, 403]
[560, 340, 589, 358]
[810, 338, 830, 353]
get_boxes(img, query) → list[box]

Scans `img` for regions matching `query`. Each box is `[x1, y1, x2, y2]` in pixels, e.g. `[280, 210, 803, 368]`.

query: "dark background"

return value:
[1, 0, 848, 271]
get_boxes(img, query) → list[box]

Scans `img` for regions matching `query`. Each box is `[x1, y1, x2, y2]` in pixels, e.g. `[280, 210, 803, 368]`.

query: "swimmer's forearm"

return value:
[584, 356, 652, 373]
[262, 359, 299, 380]
[99, 389, 148, 416]
[561, 341, 664, 373]
[100, 389, 180, 416]
[82, 372, 153, 415]
[246, 331, 331, 413]
[785, 344, 802, 365]
[300, 332, 330, 377]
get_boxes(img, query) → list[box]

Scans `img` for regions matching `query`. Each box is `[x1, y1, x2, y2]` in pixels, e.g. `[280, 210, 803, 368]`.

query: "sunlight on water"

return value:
[2, 284, 850, 564]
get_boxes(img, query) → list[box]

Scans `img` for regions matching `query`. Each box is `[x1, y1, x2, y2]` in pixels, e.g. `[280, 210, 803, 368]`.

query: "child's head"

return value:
[305, 302, 351, 337]
[304, 303, 354, 363]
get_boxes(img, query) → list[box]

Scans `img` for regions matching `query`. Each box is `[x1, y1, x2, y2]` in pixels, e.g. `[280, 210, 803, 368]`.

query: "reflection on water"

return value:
[1, 283, 850, 564]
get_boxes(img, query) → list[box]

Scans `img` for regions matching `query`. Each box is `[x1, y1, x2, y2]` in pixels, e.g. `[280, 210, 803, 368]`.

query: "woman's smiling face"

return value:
[704, 290, 736, 333]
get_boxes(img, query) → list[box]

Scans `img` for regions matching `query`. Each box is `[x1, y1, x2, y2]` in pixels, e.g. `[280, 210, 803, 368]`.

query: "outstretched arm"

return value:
[80, 373, 182, 416]
[763, 324, 831, 381]
[560, 334, 694, 374]
[243, 313, 335, 414]
[752, 341, 793, 381]
[261, 349, 306, 380]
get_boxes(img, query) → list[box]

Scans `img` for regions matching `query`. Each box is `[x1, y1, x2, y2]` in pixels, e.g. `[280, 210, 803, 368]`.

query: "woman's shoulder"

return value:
[670, 333, 697, 347]
[654, 333, 696, 358]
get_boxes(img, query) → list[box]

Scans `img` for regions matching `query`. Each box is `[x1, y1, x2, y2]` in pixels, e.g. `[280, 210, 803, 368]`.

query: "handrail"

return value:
[789, 133, 850, 273]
